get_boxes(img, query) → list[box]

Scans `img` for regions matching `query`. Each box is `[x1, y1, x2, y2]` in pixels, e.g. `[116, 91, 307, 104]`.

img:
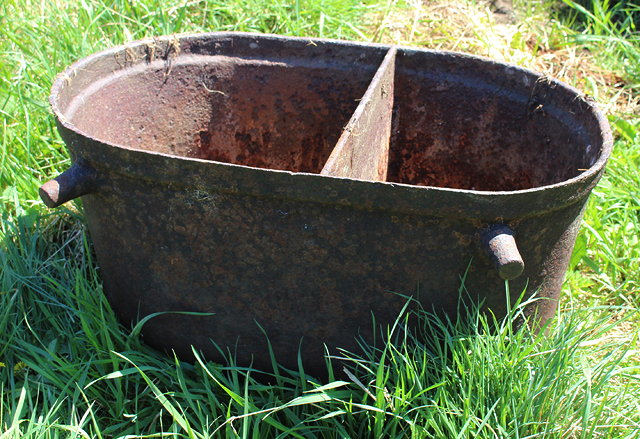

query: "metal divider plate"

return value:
[321, 47, 396, 181]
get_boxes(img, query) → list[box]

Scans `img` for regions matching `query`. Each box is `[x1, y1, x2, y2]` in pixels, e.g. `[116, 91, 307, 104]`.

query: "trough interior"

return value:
[61, 42, 603, 191]
[387, 52, 603, 191]
[64, 55, 381, 173]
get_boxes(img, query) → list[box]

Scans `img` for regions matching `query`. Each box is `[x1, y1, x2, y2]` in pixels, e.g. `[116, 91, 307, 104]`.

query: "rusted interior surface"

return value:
[321, 48, 396, 181]
[388, 51, 603, 191]
[65, 56, 380, 173]
[60, 41, 603, 190]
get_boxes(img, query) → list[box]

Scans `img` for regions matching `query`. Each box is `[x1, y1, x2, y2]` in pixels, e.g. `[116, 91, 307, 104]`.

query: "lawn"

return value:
[1, 0, 638, 437]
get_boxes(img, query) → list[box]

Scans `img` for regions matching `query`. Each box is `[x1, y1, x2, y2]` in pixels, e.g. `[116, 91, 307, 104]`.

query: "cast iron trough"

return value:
[40, 33, 612, 375]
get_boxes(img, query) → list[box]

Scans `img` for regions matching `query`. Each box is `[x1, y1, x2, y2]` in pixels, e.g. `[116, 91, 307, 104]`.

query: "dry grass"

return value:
[370, 0, 639, 116]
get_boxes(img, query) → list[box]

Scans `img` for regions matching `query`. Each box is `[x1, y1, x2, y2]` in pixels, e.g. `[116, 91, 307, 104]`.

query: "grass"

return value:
[556, 0, 640, 85]
[1, 220, 638, 437]
[1, 0, 639, 437]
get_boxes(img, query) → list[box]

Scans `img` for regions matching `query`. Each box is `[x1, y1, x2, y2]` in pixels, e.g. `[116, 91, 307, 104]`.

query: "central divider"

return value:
[321, 47, 397, 181]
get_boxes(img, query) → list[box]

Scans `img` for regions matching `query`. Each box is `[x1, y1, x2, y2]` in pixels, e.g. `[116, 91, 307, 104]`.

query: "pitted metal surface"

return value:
[42, 33, 612, 376]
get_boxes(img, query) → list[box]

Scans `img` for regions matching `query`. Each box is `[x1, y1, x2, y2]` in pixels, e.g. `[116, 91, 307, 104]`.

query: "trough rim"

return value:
[49, 31, 614, 221]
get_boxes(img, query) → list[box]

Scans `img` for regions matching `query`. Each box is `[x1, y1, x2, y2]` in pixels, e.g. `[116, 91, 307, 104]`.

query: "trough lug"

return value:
[480, 224, 525, 280]
[39, 159, 100, 208]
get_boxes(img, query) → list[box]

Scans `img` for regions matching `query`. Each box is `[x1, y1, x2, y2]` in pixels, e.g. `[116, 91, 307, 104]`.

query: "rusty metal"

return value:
[480, 225, 524, 280]
[321, 47, 396, 180]
[41, 33, 612, 376]
[39, 159, 100, 208]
